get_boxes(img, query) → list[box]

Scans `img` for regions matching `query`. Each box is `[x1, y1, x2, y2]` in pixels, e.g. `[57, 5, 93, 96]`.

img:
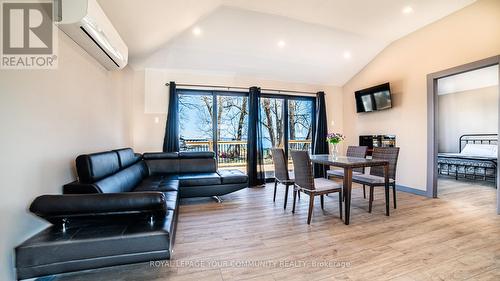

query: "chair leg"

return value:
[284, 184, 289, 209]
[384, 183, 390, 216]
[307, 194, 314, 224]
[338, 191, 343, 219]
[298, 189, 301, 200]
[320, 195, 324, 210]
[273, 180, 278, 202]
[363, 185, 366, 199]
[392, 183, 397, 209]
[292, 189, 297, 213]
[369, 186, 374, 213]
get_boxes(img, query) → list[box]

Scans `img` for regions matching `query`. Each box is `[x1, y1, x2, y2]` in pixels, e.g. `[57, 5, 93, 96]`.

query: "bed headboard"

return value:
[459, 134, 498, 152]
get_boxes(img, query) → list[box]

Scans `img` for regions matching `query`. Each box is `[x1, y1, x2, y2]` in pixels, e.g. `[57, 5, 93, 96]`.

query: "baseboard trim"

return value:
[396, 184, 427, 197]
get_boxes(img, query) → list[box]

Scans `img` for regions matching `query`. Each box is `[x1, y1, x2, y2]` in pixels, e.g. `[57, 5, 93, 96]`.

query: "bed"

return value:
[437, 134, 498, 183]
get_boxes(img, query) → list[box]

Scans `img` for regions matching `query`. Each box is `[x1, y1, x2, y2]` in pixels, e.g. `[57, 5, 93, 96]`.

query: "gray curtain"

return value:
[247, 86, 265, 186]
[313, 91, 329, 177]
[162, 81, 179, 152]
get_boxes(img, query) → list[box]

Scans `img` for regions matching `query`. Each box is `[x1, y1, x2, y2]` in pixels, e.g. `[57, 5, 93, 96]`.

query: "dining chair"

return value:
[327, 146, 368, 198]
[352, 147, 400, 213]
[271, 148, 296, 209]
[290, 150, 343, 224]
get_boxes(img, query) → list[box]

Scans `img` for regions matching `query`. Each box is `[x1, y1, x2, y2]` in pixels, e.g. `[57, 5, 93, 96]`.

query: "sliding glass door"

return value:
[288, 98, 314, 160]
[179, 92, 214, 151]
[216, 95, 249, 172]
[178, 89, 315, 178]
[260, 97, 285, 178]
[260, 95, 315, 180]
[178, 90, 248, 172]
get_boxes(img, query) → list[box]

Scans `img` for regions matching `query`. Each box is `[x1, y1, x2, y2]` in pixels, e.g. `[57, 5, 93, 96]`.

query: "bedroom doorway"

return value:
[427, 56, 500, 214]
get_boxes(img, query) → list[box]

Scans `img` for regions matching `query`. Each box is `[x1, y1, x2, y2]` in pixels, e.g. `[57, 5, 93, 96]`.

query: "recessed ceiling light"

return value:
[277, 40, 286, 48]
[343, 51, 351, 59]
[192, 27, 202, 36]
[402, 6, 413, 14]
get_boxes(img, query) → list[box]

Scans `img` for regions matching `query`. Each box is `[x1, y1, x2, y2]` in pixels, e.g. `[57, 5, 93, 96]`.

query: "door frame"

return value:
[426, 55, 500, 214]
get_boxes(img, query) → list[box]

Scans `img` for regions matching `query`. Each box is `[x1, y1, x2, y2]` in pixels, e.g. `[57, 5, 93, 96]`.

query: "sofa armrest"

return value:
[30, 192, 166, 224]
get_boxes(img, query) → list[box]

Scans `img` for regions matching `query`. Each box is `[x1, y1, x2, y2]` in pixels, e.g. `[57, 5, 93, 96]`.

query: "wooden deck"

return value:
[58, 178, 500, 281]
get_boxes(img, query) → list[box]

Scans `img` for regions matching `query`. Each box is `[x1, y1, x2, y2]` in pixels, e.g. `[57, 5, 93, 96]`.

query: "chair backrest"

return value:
[346, 146, 368, 173]
[271, 148, 289, 181]
[346, 146, 368, 158]
[370, 147, 400, 179]
[290, 150, 315, 190]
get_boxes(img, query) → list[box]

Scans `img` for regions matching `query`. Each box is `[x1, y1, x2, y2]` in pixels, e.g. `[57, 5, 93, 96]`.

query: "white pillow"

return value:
[461, 143, 498, 157]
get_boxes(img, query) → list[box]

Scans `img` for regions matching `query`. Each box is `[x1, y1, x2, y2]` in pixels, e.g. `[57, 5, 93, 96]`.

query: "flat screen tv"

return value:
[355, 82, 392, 113]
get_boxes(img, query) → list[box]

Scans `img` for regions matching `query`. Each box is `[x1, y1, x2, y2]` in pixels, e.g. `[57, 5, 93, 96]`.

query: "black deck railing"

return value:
[181, 139, 312, 167]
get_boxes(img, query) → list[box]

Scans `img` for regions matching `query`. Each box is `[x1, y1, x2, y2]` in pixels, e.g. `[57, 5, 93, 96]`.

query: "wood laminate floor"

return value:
[57, 178, 500, 281]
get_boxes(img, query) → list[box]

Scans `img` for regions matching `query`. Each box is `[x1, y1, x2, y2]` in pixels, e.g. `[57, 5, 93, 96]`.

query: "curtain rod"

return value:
[164, 82, 318, 95]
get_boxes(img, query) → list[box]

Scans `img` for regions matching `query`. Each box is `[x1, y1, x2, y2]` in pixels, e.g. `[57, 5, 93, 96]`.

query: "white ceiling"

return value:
[97, 0, 221, 58]
[438, 65, 499, 95]
[98, 0, 476, 86]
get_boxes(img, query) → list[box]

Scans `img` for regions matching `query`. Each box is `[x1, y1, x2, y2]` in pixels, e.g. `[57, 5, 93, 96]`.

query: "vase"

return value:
[330, 143, 339, 157]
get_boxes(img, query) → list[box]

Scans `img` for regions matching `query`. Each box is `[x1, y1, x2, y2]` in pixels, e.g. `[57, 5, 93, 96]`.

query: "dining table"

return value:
[310, 154, 390, 225]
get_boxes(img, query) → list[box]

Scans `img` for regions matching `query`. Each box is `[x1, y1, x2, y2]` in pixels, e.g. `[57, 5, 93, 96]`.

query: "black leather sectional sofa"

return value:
[15, 148, 248, 280]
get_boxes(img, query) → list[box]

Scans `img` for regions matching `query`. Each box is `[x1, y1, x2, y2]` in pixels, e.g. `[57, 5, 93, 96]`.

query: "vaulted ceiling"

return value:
[98, 0, 476, 85]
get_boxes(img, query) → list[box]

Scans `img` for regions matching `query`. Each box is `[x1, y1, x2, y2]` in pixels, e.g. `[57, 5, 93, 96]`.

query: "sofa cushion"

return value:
[178, 158, 216, 173]
[143, 152, 179, 160]
[133, 176, 180, 192]
[144, 153, 180, 175]
[63, 181, 101, 194]
[113, 148, 140, 168]
[218, 169, 248, 184]
[76, 151, 120, 183]
[162, 191, 179, 211]
[95, 161, 148, 193]
[15, 213, 175, 280]
[178, 172, 221, 186]
[178, 151, 215, 159]
[180, 183, 248, 198]
[131, 186, 178, 211]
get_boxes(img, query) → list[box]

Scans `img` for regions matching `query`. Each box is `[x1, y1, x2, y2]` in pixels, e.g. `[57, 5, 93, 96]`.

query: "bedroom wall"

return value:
[438, 86, 498, 153]
[130, 68, 343, 153]
[340, 0, 500, 191]
[0, 30, 133, 281]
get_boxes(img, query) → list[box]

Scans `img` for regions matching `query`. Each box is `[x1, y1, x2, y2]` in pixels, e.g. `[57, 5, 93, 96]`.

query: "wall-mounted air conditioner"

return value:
[54, 0, 128, 70]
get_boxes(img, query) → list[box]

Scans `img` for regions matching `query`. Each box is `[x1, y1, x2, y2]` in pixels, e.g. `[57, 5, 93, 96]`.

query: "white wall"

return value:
[438, 86, 498, 153]
[130, 68, 343, 153]
[340, 0, 500, 191]
[0, 31, 133, 280]
[3, 2, 498, 279]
